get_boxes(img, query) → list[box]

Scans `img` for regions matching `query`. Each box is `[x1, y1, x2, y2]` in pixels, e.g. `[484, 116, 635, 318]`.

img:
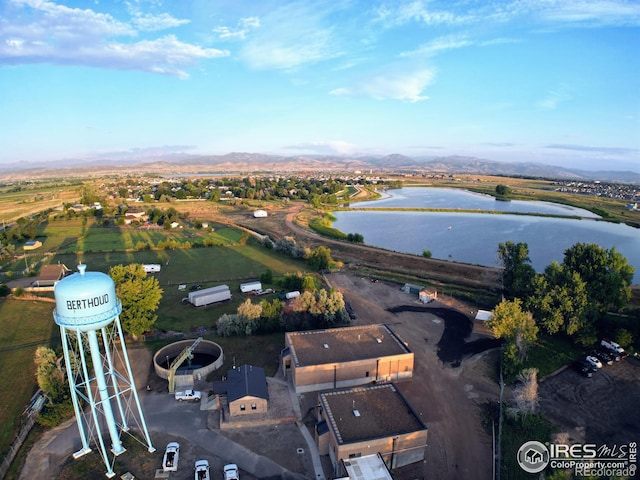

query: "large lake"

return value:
[332, 188, 640, 284]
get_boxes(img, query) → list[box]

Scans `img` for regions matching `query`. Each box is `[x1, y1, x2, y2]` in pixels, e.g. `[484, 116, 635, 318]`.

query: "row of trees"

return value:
[490, 241, 635, 376]
[216, 287, 349, 337]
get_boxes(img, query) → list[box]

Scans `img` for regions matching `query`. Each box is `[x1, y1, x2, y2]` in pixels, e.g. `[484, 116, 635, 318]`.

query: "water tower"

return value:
[53, 264, 155, 478]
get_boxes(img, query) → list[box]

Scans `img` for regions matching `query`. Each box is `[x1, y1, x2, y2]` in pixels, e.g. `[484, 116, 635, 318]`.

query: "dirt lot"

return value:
[538, 356, 640, 445]
[325, 272, 499, 480]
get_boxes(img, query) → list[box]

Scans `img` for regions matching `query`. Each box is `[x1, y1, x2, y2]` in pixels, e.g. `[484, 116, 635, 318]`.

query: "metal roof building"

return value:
[213, 364, 269, 416]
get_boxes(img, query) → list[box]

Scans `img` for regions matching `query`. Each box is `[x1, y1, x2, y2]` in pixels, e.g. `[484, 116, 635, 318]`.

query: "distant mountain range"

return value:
[1, 152, 639, 184]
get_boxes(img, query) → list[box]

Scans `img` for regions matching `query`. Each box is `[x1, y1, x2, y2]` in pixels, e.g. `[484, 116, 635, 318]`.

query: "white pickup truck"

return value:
[174, 389, 202, 402]
[162, 442, 180, 472]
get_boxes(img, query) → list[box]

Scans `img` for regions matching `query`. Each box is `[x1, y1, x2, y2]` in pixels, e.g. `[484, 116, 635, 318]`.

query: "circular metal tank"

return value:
[53, 264, 122, 332]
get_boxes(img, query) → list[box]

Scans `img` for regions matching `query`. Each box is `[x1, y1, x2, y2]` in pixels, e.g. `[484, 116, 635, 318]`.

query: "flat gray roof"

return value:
[319, 383, 426, 444]
[286, 324, 410, 367]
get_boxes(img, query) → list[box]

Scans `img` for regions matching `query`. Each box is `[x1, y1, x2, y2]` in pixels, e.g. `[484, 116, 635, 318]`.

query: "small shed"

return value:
[419, 289, 437, 303]
[402, 283, 424, 295]
[213, 364, 268, 416]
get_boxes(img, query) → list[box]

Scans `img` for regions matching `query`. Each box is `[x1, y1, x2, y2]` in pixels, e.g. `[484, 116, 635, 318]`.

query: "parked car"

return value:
[572, 360, 594, 377]
[162, 442, 180, 472]
[585, 355, 603, 369]
[601, 338, 625, 354]
[190, 284, 202, 291]
[223, 464, 240, 480]
[194, 460, 210, 480]
[604, 348, 622, 361]
[175, 389, 202, 402]
[593, 350, 613, 366]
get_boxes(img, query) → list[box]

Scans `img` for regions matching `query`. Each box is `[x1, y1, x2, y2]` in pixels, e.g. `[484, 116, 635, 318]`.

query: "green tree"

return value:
[562, 243, 634, 314]
[34, 346, 66, 402]
[497, 241, 536, 300]
[495, 184, 512, 197]
[488, 298, 538, 363]
[529, 262, 590, 337]
[237, 298, 262, 320]
[109, 264, 163, 339]
[422, 249, 432, 258]
[614, 328, 633, 349]
[260, 269, 273, 285]
[307, 246, 332, 271]
[259, 298, 283, 333]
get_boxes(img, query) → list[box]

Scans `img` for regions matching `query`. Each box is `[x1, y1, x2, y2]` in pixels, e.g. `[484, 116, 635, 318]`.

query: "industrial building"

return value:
[282, 324, 414, 393]
[316, 383, 428, 476]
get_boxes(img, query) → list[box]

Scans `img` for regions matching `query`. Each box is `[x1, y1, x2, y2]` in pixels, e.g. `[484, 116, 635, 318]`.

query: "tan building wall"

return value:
[229, 395, 268, 416]
[319, 412, 428, 472]
[286, 352, 414, 393]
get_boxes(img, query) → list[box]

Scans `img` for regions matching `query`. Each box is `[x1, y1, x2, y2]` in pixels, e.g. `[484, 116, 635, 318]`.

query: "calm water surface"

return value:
[334, 188, 640, 283]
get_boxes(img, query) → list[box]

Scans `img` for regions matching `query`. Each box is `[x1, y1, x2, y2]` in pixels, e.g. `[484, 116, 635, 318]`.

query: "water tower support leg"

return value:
[61, 327, 91, 458]
[114, 317, 155, 452]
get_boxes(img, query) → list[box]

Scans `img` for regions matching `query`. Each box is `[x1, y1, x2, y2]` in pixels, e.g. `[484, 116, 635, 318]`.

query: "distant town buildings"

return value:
[553, 180, 639, 202]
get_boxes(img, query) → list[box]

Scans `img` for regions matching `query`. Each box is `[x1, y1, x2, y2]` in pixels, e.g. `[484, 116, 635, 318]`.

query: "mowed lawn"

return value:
[0, 298, 59, 459]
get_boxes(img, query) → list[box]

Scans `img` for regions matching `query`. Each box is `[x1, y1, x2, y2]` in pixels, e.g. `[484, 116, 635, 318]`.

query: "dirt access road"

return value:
[325, 272, 499, 480]
[227, 203, 503, 294]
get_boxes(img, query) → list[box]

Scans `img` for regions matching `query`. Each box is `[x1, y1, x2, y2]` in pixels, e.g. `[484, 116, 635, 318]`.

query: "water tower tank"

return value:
[54, 264, 122, 332]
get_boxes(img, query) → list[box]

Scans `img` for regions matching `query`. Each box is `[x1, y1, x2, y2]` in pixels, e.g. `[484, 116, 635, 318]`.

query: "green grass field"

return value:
[0, 298, 59, 459]
[34, 218, 243, 254]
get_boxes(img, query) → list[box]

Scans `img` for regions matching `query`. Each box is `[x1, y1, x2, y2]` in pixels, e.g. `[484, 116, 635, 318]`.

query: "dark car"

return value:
[573, 360, 594, 377]
[604, 348, 622, 361]
[344, 301, 357, 320]
[592, 350, 613, 366]
[189, 284, 202, 291]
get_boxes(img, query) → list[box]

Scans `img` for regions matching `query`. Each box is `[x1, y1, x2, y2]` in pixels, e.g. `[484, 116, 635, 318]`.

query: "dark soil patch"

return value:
[387, 305, 501, 367]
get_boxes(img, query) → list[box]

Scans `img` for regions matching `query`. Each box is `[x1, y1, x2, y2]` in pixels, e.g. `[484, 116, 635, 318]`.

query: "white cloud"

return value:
[0, 0, 226, 77]
[214, 17, 260, 40]
[239, 3, 343, 70]
[535, 0, 640, 27]
[373, 0, 640, 30]
[331, 67, 435, 103]
[401, 34, 472, 57]
[373, 1, 470, 27]
[537, 88, 573, 110]
[131, 12, 190, 32]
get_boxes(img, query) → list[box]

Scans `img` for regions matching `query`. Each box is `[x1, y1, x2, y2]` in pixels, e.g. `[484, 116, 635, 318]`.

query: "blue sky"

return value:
[0, 0, 639, 172]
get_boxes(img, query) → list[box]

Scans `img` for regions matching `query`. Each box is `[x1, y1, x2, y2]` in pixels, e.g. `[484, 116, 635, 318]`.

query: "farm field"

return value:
[0, 298, 59, 459]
